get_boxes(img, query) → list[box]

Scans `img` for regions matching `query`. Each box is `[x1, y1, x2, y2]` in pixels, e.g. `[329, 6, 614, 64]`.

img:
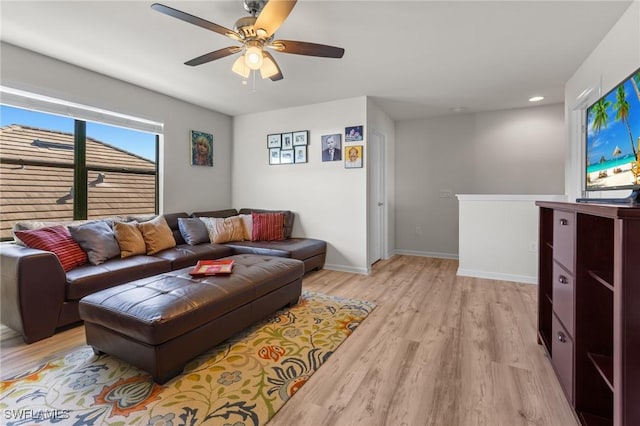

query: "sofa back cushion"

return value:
[14, 225, 88, 272]
[113, 221, 146, 258]
[191, 209, 239, 219]
[68, 220, 121, 265]
[239, 208, 294, 239]
[162, 212, 189, 245]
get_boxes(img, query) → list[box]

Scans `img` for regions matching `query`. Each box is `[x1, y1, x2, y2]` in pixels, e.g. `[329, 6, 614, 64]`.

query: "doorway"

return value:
[369, 130, 386, 266]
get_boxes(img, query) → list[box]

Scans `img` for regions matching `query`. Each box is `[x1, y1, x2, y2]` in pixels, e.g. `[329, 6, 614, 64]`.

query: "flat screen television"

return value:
[580, 67, 640, 204]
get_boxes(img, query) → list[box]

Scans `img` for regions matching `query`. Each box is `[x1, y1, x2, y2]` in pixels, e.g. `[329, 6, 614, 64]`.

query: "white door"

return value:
[369, 131, 386, 265]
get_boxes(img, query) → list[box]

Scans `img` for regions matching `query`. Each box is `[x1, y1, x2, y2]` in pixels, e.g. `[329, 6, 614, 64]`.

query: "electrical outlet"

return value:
[528, 242, 538, 252]
[415, 226, 422, 235]
[439, 190, 452, 198]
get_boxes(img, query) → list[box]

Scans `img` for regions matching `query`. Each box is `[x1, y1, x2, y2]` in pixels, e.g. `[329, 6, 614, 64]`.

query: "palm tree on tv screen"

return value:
[631, 72, 640, 103]
[614, 85, 637, 160]
[591, 98, 611, 137]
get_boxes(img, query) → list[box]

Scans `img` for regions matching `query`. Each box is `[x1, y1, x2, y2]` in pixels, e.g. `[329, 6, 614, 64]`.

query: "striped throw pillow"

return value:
[14, 225, 88, 272]
[251, 212, 285, 241]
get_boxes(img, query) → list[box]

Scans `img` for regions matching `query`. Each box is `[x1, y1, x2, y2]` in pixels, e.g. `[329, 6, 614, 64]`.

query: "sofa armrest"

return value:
[0, 243, 67, 343]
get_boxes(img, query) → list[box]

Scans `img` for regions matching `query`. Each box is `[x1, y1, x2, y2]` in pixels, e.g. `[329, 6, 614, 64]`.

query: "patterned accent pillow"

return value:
[201, 216, 245, 244]
[178, 217, 210, 245]
[137, 215, 176, 255]
[68, 220, 120, 265]
[113, 221, 147, 258]
[251, 212, 284, 241]
[14, 225, 88, 272]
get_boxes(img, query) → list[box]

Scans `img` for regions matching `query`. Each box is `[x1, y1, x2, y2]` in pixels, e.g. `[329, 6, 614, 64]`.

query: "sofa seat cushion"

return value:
[153, 243, 234, 270]
[79, 255, 304, 346]
[224, 238, 326, 261]
[66, 256, 171, 301]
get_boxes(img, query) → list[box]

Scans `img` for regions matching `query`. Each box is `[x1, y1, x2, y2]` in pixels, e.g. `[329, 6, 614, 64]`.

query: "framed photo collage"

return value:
[268, 131, 308, 165]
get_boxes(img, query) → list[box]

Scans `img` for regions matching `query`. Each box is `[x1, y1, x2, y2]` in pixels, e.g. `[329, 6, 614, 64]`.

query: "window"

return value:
[0, 104, 159, 240]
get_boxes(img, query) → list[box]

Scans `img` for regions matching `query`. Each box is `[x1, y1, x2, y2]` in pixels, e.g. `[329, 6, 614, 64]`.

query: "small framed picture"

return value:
[282, 133, 293, 150]
[190, 130, 214, 166]
[345, 145, 363, 168]
[321, 134, 342, 162]
[345, 125, 364, 142]
[280, 149, 294, 164]
[267, 134, 281, 148]
[294, 146, 307, 163]
[269, 148, 281, 165]
[293, 130, 309, 146]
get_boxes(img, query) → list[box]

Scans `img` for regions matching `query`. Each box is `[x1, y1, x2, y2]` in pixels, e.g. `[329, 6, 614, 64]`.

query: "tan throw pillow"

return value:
[239, 214, 252, 241]
[201, 216, 245, 243]
[137, 215, 176, 255]
[113, 221, 146, 258]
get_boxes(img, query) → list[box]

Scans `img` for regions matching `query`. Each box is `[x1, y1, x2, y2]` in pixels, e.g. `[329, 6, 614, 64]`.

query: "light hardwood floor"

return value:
[0, 255, 578, 426]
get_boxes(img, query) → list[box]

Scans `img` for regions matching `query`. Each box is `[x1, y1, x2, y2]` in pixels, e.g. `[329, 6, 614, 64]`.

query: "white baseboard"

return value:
[394, 249, 459, 260]
[322, 264, 369, 275]
[456, 268, 537, 285]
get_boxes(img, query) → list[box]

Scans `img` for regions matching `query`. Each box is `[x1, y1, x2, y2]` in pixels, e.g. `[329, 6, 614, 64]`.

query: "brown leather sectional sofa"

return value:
[0, 208, 326, 344]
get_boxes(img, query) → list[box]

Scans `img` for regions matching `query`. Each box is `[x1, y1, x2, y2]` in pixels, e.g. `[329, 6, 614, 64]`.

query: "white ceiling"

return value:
[0, 1, 632, 121]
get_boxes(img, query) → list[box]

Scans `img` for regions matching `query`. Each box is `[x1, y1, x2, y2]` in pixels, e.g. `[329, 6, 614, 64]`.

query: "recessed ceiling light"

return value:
[529, 96, 544, 102]
[451, 106, 466, 113]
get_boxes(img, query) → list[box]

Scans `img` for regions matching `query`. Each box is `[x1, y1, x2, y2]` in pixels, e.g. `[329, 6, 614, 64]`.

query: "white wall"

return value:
[0, 42, 233, 214]
[232, 97, 370, 273]
[564, 1, 640, 201]
[395, 104, 565, 258]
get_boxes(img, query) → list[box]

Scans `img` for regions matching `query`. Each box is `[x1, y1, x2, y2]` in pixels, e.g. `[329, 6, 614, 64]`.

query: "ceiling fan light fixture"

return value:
[244, 45, 263, 70]
[260, 54, 278, 79]
[232, 55, 250, 78]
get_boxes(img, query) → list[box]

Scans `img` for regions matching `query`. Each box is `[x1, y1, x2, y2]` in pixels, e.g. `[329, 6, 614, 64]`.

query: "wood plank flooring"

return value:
[0, 255, 578, 425]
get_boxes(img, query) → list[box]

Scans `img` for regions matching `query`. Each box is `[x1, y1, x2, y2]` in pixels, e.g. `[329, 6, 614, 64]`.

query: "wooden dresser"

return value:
[536, 201, 640, 426]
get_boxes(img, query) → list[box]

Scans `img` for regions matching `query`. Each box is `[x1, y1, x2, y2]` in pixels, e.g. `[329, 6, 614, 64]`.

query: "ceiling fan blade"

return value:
[270, 40, 344, 58]
[151, 3, 242, 41]
[254, 0, 297, 37]
[185, 46, 242, 66]
[263, 51, 284, 81]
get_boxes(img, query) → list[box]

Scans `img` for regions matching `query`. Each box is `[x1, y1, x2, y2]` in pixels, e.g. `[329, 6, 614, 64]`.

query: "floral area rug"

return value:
[0, 291, 375, 425]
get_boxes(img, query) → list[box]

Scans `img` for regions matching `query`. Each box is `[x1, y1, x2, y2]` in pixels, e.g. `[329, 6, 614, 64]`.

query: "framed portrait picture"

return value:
[269, 148, 281, 165]
[293, 130, 309, 146]
[345, 145, 363, 168]
[280, 149, 294, 164]
[321, 134, 342, 162]
[282, 133, 293, 150]
[190, 130, 214, 166]
[294, 146, 307, 163]
[267, 134, 282, 148]
[345, 125, 364, 142]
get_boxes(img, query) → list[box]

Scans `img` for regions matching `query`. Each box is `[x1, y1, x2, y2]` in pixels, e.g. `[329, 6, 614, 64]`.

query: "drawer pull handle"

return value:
[558, 275, 569, 284]
[557, 332, 567, 343]
[559, 218, 569, 226]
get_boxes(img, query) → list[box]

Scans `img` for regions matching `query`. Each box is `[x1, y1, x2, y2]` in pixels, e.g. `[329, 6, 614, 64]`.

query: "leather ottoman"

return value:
[79, 254, 304, 383]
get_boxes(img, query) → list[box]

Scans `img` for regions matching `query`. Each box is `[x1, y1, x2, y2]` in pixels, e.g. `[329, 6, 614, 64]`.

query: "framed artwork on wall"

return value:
[293, 130, 309, 146]
[294, 146, 307, 163]
[282, 133, 293, 150]
[345, 125, 363, 142]
[190, 130, 213, 166]
[321, 134, 342, 162]
[269, 148, 281, 165]
[280, 149, 294, 164]
[267, 134, 282, 148]
[345, 145, 363, 168]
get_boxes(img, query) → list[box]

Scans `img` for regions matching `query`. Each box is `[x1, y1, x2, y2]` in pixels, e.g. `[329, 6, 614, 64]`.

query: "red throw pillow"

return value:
[14, 225, 88, 272]
[251, 212, 285, 241]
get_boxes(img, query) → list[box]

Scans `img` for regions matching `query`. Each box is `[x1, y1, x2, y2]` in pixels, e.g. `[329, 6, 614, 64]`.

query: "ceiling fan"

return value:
[151, 0, 345, 81]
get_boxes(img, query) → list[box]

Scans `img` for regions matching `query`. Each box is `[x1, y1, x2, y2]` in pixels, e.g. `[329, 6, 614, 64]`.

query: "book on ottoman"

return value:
[189, 259, 234, 276]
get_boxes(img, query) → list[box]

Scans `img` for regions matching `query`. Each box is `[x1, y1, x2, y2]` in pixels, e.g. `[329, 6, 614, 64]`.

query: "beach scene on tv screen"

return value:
[586, 70, 640, 190]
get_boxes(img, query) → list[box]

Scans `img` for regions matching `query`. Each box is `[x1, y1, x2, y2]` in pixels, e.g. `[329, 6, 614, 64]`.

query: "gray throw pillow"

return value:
[178, 217, 210, 245]
[68, 220, 121, 265]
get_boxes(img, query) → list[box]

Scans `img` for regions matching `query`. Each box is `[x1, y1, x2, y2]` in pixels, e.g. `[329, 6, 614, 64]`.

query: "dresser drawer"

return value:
[552, 313, 574, 404]
[552, 261, 574, 335]
[553, 210, 575, 273]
